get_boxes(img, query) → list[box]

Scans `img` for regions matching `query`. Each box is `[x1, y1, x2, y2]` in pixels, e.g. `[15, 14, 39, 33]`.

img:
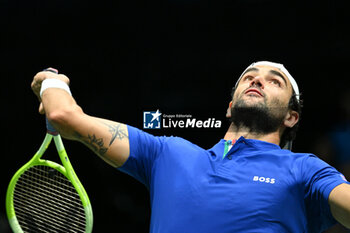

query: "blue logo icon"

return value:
[143, 110, 162, 129]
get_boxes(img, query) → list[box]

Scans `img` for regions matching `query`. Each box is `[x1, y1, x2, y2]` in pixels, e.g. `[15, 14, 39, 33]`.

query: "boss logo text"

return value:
[253, 176, 275, 184]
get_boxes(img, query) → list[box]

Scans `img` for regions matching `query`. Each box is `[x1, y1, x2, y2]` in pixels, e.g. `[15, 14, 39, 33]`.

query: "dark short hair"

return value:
[230, 87, 303, 148]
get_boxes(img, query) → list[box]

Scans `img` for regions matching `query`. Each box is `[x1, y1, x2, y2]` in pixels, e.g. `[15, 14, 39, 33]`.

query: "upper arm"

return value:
[57, 110, 164, 187]
[329, 183, 350, 229]
[49, 108, 130, 168]
[52, 108, 163, 186]
[40, 82, 130, 168]
[300, 155, 349, 231]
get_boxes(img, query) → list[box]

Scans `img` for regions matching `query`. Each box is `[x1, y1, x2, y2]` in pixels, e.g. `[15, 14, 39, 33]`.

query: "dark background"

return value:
[1, 0, 349, 232]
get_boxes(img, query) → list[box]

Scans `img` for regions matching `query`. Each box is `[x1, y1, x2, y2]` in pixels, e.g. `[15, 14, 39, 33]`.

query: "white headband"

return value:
[235, 61, 300, 101]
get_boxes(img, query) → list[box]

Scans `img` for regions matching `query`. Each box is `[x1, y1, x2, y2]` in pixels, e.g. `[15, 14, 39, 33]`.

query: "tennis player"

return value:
[32, 61, 350, 232]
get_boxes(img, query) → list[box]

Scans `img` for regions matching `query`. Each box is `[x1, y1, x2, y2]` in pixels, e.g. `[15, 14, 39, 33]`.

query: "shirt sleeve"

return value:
[301, 154, 350, 232]
[117, 125, 165, 188]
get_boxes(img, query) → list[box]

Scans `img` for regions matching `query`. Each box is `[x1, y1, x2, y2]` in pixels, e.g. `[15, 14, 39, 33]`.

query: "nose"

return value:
[249, 76, 264, 89]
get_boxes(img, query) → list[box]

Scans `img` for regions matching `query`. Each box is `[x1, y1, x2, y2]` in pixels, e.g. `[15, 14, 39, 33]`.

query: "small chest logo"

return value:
[253, 176, 275, 184]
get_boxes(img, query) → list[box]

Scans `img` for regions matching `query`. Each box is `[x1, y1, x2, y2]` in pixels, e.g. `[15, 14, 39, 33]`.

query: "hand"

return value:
[31, 68, 70, 114]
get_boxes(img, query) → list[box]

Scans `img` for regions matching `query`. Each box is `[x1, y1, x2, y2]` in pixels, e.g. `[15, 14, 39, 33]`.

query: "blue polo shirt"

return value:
[118, 125, 349, 233]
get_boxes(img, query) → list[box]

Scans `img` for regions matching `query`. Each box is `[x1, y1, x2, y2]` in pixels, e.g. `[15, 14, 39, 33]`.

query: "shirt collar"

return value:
[208, 136, 281, 155]
[235, 136, 281, 150]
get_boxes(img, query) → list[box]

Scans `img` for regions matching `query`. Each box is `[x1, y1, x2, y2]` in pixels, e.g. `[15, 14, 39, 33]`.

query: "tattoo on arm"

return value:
[87, 134, 108, 155]
[74, 131, 117, 166]
[101, 122, 128, 146]
[74, 132, 108, 156]
[72, 122, 128, 162]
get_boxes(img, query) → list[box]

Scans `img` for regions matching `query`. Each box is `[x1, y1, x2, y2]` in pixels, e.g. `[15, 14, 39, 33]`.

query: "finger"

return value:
[32, 68, 59, 95]
[39, 103, 45, 115]
[32, 71, 47, 93]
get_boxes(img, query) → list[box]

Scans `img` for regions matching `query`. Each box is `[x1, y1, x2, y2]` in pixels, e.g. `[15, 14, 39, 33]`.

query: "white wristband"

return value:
[40, 79, 72, 98]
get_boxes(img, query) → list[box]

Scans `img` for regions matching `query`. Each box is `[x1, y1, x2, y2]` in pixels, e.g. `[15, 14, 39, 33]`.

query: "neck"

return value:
[223, 123, 282, 146]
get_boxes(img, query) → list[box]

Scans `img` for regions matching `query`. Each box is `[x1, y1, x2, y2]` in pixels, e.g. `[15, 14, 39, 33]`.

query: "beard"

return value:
[230, 97, 287, 135]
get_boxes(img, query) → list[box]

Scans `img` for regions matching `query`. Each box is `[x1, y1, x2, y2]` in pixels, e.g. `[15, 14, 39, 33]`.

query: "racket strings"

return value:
[17, 168, 85, 212]
[13, 165, 87, 233]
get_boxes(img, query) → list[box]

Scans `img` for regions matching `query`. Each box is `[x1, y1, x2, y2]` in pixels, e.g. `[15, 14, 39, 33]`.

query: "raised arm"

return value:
[329, 183, 350, 229]
[31, 69, 130, 168]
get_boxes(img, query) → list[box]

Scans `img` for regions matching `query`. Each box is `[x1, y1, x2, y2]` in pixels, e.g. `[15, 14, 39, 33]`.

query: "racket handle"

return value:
[46, 117, 59, 135]
[43, 68, 59, 136]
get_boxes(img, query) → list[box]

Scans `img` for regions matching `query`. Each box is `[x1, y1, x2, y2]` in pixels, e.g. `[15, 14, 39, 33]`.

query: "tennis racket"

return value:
[6, 72, 93, 232]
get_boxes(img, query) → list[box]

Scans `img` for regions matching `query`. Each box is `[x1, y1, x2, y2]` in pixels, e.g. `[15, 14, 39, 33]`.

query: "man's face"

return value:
[233, 65, 293, 111]
[229, 65, 295, 134]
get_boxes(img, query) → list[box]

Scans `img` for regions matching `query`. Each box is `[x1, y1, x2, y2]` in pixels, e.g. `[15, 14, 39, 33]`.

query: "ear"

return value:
[226, 101, 233, 118]
[284, 110, 299, 128]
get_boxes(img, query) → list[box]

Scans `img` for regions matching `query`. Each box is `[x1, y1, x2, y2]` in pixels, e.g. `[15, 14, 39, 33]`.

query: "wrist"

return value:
[40, 79, 72, 98]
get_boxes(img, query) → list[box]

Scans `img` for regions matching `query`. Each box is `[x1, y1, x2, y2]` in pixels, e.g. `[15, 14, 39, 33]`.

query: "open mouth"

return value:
[245, 88, 263, 97]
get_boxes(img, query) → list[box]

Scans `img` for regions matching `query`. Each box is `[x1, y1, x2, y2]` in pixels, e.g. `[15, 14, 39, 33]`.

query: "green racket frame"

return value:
[6, 133, 93, 233]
